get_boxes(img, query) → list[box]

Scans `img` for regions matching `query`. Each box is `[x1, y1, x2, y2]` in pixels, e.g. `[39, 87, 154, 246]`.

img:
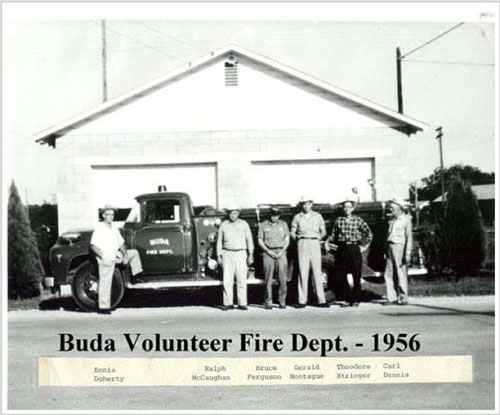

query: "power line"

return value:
[401, 22, 465, 59]
[94, 22, 184, 62]
[132, 21, 209, 53]
[404, 59, 494, 67]
[408, 138, 495, 163]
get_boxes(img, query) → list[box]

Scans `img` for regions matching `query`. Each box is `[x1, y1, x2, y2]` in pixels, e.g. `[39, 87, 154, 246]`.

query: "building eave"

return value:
[35, 44, 428, 145]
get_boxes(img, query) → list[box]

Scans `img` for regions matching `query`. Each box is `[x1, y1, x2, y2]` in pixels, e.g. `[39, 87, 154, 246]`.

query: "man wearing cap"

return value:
[217, 204, 254, 310]
[258, 207, 290, 309]
[290, 196, 329, 308]
[326, 198, 373, 306]
[383, 198, 413, 306]
[90, 205, 143, 314]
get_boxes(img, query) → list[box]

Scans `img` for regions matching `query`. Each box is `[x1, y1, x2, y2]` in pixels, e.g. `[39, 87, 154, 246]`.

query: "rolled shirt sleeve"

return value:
[257, 223, 264, 241]
[216, 226, 224, 257]
[405, 216, 413, 259]
[290, 215, 298, 239]
[244, 221, 254, 253]
[318, 214, 326, 239]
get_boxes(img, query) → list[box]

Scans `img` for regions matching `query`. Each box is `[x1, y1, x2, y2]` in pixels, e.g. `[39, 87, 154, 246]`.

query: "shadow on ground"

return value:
[38, 286, 384, 312]
[410, 303, 494, 317]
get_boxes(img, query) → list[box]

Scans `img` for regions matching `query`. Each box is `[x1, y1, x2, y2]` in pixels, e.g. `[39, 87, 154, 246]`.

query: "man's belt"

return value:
[338, 241, 360, 246]
[223, 248, 246, 252]
[268, 246, 285, 249]
[298, 237, 318, 240]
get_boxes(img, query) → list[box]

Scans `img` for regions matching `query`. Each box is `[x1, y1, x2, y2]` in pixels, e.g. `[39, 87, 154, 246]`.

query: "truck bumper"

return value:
[59, 284, 72, 297]
[127, 277, 266, 290]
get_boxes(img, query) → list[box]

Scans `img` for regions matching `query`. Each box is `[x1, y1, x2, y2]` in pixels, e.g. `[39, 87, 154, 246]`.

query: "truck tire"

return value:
[72, 260, 125, 312]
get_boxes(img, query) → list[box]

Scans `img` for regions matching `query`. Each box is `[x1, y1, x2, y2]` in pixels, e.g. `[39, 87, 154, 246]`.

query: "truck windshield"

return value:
[144, 200, 181, 224]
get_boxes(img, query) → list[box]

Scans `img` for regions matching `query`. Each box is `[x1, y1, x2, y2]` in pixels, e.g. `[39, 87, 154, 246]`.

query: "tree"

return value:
[409, 164, 494, 202]
[8, 181, 44, 299]
[442, 177, 486, 279]
[28, 203, 58, 275]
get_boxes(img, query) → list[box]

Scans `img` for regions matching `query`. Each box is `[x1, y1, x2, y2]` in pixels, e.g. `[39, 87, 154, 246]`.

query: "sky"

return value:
[3, 3, 497, 204]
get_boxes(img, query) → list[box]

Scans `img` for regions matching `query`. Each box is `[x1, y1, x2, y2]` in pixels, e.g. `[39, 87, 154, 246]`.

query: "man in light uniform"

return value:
[258, 207, 290, 309]
[383, 198, 413, 306]
[90, 205, 143, 314]
[326, 197, 373, 306]
[291, 196, 329, 308]
[217, 204, 254, 311]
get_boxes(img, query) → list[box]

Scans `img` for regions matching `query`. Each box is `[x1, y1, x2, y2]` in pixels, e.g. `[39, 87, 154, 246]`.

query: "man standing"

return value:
[326, 198, 373, 307]
[290, 196, 329, 308]
[217, 204, 254, 311]
[258, 207, 290, 309]
[383, 198, 413, 306]
[90, 205, 143, 314]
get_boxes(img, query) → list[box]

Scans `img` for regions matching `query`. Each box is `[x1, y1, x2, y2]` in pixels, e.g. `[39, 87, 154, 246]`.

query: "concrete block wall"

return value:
[56, 127, 414, 232]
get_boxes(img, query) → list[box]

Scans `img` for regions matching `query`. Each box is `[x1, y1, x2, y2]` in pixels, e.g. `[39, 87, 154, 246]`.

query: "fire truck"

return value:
[45, 190, 426, 311]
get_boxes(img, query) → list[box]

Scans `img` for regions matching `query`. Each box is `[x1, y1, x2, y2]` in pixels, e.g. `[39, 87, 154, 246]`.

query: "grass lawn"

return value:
[362, 274, 495, 299]
[8, 295, 48, 311]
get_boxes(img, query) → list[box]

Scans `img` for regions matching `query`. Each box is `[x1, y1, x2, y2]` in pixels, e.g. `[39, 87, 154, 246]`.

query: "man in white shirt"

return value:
[216, 204, 254, 311]
[383, 198, 413, 306]
[90, 205, 142, 314]
[290, 196, 329, 308]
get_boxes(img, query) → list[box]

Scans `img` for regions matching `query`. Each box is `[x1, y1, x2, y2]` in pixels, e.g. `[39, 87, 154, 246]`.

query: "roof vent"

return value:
[224, 54, 238, 86]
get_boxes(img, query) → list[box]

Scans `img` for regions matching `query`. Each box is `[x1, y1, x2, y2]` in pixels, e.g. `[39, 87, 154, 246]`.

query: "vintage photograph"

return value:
[3, 2, 497, 413]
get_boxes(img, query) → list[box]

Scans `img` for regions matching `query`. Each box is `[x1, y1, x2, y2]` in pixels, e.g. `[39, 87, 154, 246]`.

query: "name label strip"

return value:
[39, 355, 472, 387]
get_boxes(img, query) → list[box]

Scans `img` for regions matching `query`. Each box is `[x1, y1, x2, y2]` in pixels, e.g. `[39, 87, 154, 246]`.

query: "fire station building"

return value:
[35, 45, 427, 233]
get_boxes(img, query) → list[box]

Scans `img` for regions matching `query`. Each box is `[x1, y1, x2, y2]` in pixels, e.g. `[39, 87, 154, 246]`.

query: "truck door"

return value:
[134, 198, 189, 275]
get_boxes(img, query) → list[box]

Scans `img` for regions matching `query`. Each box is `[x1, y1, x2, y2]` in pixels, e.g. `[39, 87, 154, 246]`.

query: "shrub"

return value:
[8, 181, 44, 299]
[443, 177, 487, 278]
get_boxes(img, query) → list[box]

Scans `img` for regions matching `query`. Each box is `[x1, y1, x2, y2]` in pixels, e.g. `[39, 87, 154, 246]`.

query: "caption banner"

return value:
[39, 355, 472, 387]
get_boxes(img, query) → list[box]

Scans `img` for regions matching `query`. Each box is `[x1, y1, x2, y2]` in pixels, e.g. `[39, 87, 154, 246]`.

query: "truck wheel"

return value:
[72, 261, 125, 312]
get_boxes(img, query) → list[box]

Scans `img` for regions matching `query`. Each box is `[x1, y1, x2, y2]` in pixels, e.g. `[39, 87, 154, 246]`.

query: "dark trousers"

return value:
[263, 250, 288, 306]
[331, 244, 362, 302]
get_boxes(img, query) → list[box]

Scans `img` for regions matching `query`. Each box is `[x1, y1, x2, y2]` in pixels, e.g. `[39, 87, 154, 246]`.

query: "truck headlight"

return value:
[207, 259, 218, 270]
[59, 232, 81, 245]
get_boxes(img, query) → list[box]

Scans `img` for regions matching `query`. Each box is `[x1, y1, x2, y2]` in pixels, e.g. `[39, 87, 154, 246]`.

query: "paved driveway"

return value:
[7, 295, 495, 411]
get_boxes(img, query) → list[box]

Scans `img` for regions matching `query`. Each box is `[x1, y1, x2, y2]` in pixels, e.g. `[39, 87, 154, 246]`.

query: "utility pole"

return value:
[395, 22, 465, 115]
[436, 126, 445, 203]
[101, 20, 108, 102]
[414, 180, 419, 228]
[396, 47, 403, 114]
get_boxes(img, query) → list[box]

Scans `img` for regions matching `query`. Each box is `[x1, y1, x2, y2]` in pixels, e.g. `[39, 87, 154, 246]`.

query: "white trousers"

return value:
[97, 249, 143, 309]
[222, 250, 248, 307]
[383, 243, 408, 302]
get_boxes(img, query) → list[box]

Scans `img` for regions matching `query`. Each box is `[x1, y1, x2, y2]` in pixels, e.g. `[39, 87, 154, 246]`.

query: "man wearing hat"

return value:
[90, 205, 143, 314]
[326, 197, 373, 306]
[383, 198, 413, 306]
[290, 196, 329, 308]
[258, 207, 290, 309]
[217, 204, 254, 310]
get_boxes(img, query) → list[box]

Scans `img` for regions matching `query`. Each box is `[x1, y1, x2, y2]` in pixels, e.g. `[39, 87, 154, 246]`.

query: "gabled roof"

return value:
[433, 183, 495, 202]
[35, 44, 428, 146]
